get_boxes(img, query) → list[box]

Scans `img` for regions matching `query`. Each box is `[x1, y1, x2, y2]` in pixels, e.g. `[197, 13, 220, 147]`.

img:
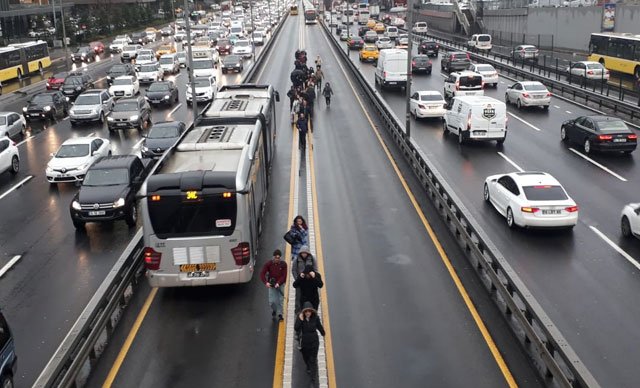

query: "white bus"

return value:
[358, 10, 370, 25]
[141, 84, 280, 287]
[303, 0, 318, 24]
[341, 9, 355, 24]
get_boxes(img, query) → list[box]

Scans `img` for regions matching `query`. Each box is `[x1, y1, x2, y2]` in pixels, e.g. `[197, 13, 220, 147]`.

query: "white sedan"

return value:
[109, 76, 140, 98]
[0, 136, 20, 176]
[621, 203, 640, 239]
[483, 171, 578, 229]
[409, 91, 446, 119]
[468, 63, 499, 88]
[375, 37, 393, 50]
[505, 81, 551, 110]
[136, 63, 164, 84]
[0, 112, 26, 138]
[46, 137, 111, 184]
[566, 61, 610, 81]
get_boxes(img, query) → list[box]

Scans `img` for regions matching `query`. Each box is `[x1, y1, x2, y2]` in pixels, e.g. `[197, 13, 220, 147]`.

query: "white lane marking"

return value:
[17, 135, 34, 147]
[565, 110, 572, 114]
[0, 255, 22, 278]
[589, 226, 640, 271]
[568, 148, 627, 182]
[497, 152, 525, 172]
[507, 112, 541, 132]
[554, 105, 561, 109]
[63, 117, 69, 121]
[500, 81, 505, 84]
[87, 132, 95, 137]
[0, 175, 34, 201]
[168, 103, 182, 116]
[440, 73, 447, 78]
[95, 76, 107, 83]
[133, 138, 145, 149]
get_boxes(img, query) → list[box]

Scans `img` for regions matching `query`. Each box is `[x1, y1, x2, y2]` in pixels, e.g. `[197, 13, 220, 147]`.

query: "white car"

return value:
[484, 171, 578, 229]
[0, 112, 26, 138]
[186, 75, 217, 104]
[443, 71, 484, 100]
[391, 18, 405, 28]
[232, 39, 254, 58]
[0, 137, 19, 176]
[120, 44, 142, 62]
[134, 53, 156, 71]
[145, 31, 157, 42]
[621, 203, 640, 239]
[253, 31, 265, 46]
[176, 51, 187, 68]
[136, 63, 164, 84]
[174, 31, 187, 42]
[505, 81, 551, 109]
[468, 63, 499, 88]
[412, 22, 428, 34]
[409, 91, 446, 119]
[109, 76, 140, 98]
[376, 37, 393, 50]
[566, 61, 610, 81]
[45, 137, 111, 184]
[109, 38, 128, 53]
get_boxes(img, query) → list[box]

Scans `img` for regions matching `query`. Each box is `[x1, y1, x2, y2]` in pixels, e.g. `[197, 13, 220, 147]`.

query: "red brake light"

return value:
[546, 92, 552, 97]
[231, 242, 251, 266]
[466, 112, 472, 130]
[412, 60, 416, 66]
[143, 247, 162, 270]
[418, 104, 426, 109]
[565, 206, 579, 213]
[628, 134, 637, 140]
[455, 81, 460, 91]
[587, 70, 594, 75]
[522, 93, 530, 98]
[598, 135, 613, 141]
[521, 207, 540, 213]
[466, 52, 470, 60]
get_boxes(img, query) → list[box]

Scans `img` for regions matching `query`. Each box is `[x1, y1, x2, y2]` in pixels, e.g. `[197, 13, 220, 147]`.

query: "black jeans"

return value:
[301, 343, 319, 382]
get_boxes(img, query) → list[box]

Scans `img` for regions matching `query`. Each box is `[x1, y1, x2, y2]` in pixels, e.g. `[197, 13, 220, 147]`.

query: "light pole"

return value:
[249, 0, 255, 44]
[60, 0, 70, 71]
[52, 0, 57, 34]
[404, 0, 413, 138]
[184, 0, 198, 117]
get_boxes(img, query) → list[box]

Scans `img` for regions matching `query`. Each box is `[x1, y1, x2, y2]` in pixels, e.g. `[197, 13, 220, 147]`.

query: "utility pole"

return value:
[250, 0, 255, 44]
[404, 0, 413, 138]
[184, 0, 198, 117]
[52, 0, 57, 35]
[60, 0, 70, 71]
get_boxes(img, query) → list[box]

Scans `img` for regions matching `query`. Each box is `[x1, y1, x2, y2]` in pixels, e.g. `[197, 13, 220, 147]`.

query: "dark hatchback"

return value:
[60, 73, 94, 100]
[145, 81, 179, 106]
[418, 40, 439, 56]
[141, 121, 186, 158]
[221, 55, 244, 73]
[441, 51, 471, 73]
[106, 63, 136, 85]
[71, 46, 96, 63]
[70, 155, 154, 229]
[412, 55, 432, 74]
[347, 36, 365, 50]
[0, 311, 17, 388]
[561, 115, 637, 154]
[217, 39, 233, 55]
[23, 91, 69, 121]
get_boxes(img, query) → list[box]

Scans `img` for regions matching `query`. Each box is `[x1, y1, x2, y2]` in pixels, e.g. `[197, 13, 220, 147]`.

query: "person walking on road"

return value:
[322, 82, 334, 107]
[315, 66, 324, 92]
[297, 113, 309, 150]
[295, 302, 326, 385]
[259, 249, 287, 321]
[293, 264, 324, 310]
[288, 215, 309, 258]
[287, 85, 297, 111]
[315, 54, 322, 68]
[292, 245, 318, 312]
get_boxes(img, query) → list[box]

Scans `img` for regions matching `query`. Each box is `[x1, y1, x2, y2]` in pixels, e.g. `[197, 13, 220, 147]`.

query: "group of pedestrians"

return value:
[259, 215, 326, 385]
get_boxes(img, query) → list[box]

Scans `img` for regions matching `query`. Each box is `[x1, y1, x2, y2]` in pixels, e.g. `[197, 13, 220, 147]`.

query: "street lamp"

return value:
[249, 0, 255, 44]
[183, 0, 197, 117]
[404, 0, 414, 138]
[60, 0, 70, 71]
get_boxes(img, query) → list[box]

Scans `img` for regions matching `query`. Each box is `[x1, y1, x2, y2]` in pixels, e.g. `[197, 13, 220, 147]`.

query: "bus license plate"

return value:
[187, 271, 209, 278]
[180, 263, 216, 272]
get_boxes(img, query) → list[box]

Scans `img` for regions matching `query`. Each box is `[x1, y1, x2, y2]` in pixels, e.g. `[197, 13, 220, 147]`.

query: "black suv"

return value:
[418, 40, 439, 57]
[107, 96, 152, 131]
[70, 155, 154, 229]
[440, 51, 471, 73]
[106, 63, 136, 85]
[61, 73, 94, 100]
[23, 91, 69, 121]
[0, 311, 17, 388]
[71, 46, 96, 63]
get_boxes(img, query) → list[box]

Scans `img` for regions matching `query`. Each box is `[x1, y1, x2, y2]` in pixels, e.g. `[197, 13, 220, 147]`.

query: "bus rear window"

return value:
[148, 193, 237, 238]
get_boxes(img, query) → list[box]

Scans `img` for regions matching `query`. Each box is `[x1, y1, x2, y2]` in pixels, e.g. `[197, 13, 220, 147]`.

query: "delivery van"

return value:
[374, 49, 408, 89]
[443, 96, 507, 145]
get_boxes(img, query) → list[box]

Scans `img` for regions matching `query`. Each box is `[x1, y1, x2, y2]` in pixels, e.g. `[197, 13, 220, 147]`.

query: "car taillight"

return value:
[466, 111, 472, 130]
[481, 81, 485, 89]
[522, 93, 530, 98]
[598, 135, 613, 141]
[455, 81, 459, 91]
[383, 71, 387, 78]
[411, 60, 416, 66]
[565, 206, 579, 213]
[521, 207, 540, 213]
[587, 70, 594, 75]
[143, 247, 162, 270]
[546, 92, 552, 97]
[428, 60, 432, 65]
[231, 242, 251, 266]
[466, 52, 470, 60]
[436, 44, 439, 48]
[628, 134, 637, 140]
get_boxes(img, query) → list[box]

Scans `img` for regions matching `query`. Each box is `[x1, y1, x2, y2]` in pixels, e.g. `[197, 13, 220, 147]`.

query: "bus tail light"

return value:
[144, 247, 162, 270]
[231, 242, 251, 266]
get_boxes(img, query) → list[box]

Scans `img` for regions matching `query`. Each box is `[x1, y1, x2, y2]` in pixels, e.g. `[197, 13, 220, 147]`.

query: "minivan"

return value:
[385, 26, 399, 40]
[467, 34, 492, 51]
[375, 49, 408, 89]
[443, 96, 507, 145]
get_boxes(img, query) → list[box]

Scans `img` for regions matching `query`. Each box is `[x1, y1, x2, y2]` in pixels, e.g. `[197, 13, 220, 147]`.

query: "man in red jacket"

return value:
[260, 249, 288, 321]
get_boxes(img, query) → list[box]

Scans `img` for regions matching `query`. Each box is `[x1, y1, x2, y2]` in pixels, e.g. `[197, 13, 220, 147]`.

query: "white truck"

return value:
[190, 46, 218, 78]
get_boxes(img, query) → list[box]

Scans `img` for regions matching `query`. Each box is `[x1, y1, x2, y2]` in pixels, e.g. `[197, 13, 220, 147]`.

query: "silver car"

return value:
[70, 90, 114, 126]
[0, 112, 26, 138]
[376, 37, 393, 50]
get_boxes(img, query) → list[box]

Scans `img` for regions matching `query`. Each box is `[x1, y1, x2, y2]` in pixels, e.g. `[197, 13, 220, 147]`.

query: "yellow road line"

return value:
[102, 287, 158, 388]
[308, 130, 338, 388]
[319, 28, 517, 388]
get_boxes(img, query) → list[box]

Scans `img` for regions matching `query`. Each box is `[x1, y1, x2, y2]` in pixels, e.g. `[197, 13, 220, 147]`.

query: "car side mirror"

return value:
[635, 207, 640, 215]
[50, 152, 56, 157]
[507, 85, 513, 89]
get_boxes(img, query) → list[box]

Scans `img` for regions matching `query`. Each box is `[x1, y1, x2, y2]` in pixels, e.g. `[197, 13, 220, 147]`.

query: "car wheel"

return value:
[483, 183, 490, 202]
[516, 99, 522, 109]
[504, 93, 510, 104]
[543, 105, 549, 110]
[21, 125, 26, 135]
[442, 121, 449, 136]
[560, 126, 568, 142]
[10, 156, 19, 175]
[99, 112, 105, 124]
[584, 139, 591, 154]
[1, 373, 14, 388]
[506, 207, 516, 228]
[125, 204, 137, 227]
[621, 216, 633, 237]
[458, 130, 464, 145]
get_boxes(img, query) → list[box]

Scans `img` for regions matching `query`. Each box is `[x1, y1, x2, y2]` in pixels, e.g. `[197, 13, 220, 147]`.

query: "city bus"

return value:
[141, 85, 280, 288]
[588, 32, 640, 79]
[290, 5, 299, 15]
[0, 41, 51, 83]
[303, 0, 318, 24]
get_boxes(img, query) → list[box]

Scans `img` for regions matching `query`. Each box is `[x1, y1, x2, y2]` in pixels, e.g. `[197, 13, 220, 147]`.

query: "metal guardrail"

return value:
[320, 21, 600, 388]
[31, 12, 289, 388]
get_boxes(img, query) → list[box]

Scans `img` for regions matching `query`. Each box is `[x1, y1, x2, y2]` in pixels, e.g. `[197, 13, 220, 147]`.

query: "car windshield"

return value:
[236, 40, 249, 47]
[113, 78, 132, 86]
[231, 27, 242, 33]
[52, 73, 67, 79]
[56, 144, 90, 158]
[159, 57, 174, 64]
[193, 78, 212, 87]
[138, 55, 154, 62]
[63, 77, 83, 86]
[32, 94, 54, 104]
[524, 46, 538, 51]
[83, 168, 129, 186]
[453, 53, 469, 60]
[75, 95, 101, 105]
[475, 65, 495, 72]
[459, 76, 482, 87]
[113, 102, 138, 112]
[365, 47, 375, 51]
[123, 45, 138, 51]
[148, 83, 170, 91]
[420, 94, 442, 101]
[523, 83, 548, 91]
[522, 185, 568, 201]
[192, 60, 213, 69]
[148, 126, 179, 139]
[139, 64, 158, 72]
[254, 32, 263, 38]
[219, 40, 231, 46]
[75, 47, 90, 53]
[110, 65, 127, 73]
[597, 119, 629, 132]
[224, 56, 241, 63]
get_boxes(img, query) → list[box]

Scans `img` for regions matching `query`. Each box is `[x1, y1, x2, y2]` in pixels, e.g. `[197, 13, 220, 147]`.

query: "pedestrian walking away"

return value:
[287, 85, 297, 110]
[293, 264, 324, 311]
[323, 82, 334, 107]
[295, 302, 326, 385]
[259, 249, 288, 321]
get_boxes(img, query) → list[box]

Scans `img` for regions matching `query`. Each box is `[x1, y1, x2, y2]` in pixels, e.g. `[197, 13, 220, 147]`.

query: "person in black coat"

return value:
[295, 302, 326, 384]
[293, 264, 324, 310]
[297, 113, 308, 150]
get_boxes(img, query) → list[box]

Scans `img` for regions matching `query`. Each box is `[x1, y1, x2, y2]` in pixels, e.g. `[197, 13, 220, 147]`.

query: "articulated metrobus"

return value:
[141, 84, 280, 287]
[303, 0, 318, 24]
[588, 32, 640, 79]
[0, 41, 51, 83]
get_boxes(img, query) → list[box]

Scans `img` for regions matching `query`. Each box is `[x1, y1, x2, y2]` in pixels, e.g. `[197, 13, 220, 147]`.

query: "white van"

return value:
[467, 34, 492, 51]
[375, 49, 408, 89]
[443, 96, 507, 145]
[385, 26, 399, 40]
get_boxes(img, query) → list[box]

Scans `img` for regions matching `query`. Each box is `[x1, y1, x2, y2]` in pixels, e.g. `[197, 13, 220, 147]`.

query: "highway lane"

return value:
[0, 35, 267, 387]
[342, 23, 640, 387]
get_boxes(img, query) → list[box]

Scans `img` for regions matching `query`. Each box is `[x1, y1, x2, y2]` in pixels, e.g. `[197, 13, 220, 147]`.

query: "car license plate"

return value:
[472, 130, 487, 136]
[542, 210, 561, 215]
[388, 82, 397, 85]
[88, 210, 106, 216]
[614, 138, 627, 142]
[180, 263, 217, 272]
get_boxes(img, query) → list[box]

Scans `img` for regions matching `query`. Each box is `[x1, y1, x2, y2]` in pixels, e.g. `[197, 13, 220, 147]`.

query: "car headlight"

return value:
[69, 110, 75, 115]
[44, 106, 52, 111]
[72, 200, 82, 211]
[164, 95, 170, 99]
[107, 117, 114, 122]
[75, 86, 82, 91]
[130, 115, 139, 121]
[46, 165, 53, 173]
[22, 107, 27, 112]
[113, 198, 126, 208]
[141, 146, 149, 152]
